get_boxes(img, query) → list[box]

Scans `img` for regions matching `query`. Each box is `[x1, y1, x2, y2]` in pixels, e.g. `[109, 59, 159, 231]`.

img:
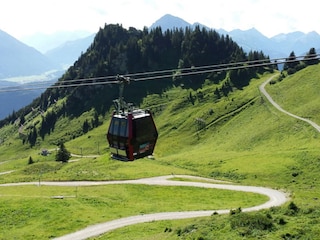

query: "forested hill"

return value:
[0, 24, 273, 143]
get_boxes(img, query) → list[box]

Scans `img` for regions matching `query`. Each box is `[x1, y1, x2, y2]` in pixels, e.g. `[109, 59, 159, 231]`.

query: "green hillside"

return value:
[1, 24, 320, 239]
[1, 66, 320, 238]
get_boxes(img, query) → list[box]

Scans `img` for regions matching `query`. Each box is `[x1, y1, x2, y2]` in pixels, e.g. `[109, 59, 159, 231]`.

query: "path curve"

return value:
[0, 175, 288, 240]
[259, 75, 320, 133]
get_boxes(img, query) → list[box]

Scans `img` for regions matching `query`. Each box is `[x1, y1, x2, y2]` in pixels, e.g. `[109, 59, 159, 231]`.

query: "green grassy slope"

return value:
[266, 64, 320, 123]
[1, 65, 320, 239]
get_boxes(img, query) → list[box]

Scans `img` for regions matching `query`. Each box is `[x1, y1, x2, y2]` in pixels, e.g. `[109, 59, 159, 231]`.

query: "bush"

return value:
[28, 156, 34, 165]
[230, 212, 274, 236]
[285, 202, 299, 216]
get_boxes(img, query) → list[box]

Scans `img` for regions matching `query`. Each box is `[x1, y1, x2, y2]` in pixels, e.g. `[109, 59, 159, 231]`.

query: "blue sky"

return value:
[0, 0, 318, 39]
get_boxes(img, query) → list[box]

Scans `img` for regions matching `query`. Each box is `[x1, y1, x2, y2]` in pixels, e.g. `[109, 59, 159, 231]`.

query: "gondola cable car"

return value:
[106, 75, 158, 161]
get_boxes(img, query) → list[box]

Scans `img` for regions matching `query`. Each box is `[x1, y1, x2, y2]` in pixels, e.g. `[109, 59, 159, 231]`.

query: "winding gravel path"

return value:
[1, 74, 302, 239]
[0, 175, 288, 240]
[259, 75, 320, 133]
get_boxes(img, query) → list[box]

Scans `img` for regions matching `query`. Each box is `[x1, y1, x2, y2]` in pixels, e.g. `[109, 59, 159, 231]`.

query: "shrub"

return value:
[230, 212, 274, 236]
[285, 202, 299, 216]
[28, 156, 34, 165]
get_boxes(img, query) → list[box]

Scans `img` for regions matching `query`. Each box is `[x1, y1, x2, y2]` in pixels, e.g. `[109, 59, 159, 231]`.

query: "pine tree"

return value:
[56, 142, 71, 162]
[284, 51, 299, 74]
[82, 119, 90, 133]
[304, 47, 319, 66]
[28, 156, 34, 165]
[28, 126, 37, 147]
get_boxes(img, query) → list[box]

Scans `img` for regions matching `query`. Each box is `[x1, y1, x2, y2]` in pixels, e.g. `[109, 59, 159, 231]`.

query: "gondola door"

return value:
[107, 113, 132, 160]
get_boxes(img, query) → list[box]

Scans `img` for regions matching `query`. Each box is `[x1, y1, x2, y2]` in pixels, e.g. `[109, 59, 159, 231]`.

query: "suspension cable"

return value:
[0, 53, 319, 93]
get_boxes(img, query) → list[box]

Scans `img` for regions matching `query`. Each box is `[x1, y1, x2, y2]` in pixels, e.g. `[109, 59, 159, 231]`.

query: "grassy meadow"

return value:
[1, 65, 320, 239]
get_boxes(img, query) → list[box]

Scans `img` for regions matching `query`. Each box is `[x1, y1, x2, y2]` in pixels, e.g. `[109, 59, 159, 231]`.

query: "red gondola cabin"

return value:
[107, 109, 158, 160]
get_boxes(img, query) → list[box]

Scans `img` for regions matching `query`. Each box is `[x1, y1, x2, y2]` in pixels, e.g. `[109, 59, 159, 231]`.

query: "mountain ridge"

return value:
[0, 29, 59, 79]
[150, 14, 320, 58]
[45, 34, 95, 69]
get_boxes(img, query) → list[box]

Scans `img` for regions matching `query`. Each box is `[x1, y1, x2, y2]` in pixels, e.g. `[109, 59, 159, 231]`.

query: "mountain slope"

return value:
[0, 29, 59, 78]
[45, 34, 95, 69]
[21, 30, 93, 53]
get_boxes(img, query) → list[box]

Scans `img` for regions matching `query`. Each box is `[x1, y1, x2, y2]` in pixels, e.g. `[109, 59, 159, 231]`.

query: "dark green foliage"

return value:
[284, 51, 299, 74]
[82, 119, 90, 133]
[285, 202, 299, 216]
[27, 126, 37, 147]
[176, 224, 197, 236]
[230, 207, 242, 215]
[229, 68, 252, 88]
[278, 217, 287, 225]
[230, 212, 274, 236]
[221, 80, 233, 96]
[188, 92, 195, 105]
[39, 110, 57, 139]
[304, 47, 319, 66]
[214, 87, 221, 99]
[55, 142, 70, 162]
[28, 156, 34, 165]
[92, 111, 100, 128]
[20, 115, 26, 125]
[283, 48, 319, 75]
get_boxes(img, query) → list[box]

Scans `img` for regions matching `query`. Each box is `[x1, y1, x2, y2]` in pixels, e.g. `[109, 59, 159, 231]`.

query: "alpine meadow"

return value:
[1, 24, 320, 239]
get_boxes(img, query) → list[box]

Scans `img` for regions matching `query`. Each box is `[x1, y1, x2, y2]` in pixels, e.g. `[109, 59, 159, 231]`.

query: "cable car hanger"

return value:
[113, 75, 133, 115]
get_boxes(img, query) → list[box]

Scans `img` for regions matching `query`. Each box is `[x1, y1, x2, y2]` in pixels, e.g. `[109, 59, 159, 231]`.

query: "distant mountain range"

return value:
[21, 30, 94, 53]
[1, 13, 320, 120]
[2, 13, 319, 80]
[45, 34, 95, 69]
[150, 14, 320, 58]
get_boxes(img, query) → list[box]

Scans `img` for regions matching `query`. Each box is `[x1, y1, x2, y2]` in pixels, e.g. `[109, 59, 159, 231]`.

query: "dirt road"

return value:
[259, 75, 320, 133]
